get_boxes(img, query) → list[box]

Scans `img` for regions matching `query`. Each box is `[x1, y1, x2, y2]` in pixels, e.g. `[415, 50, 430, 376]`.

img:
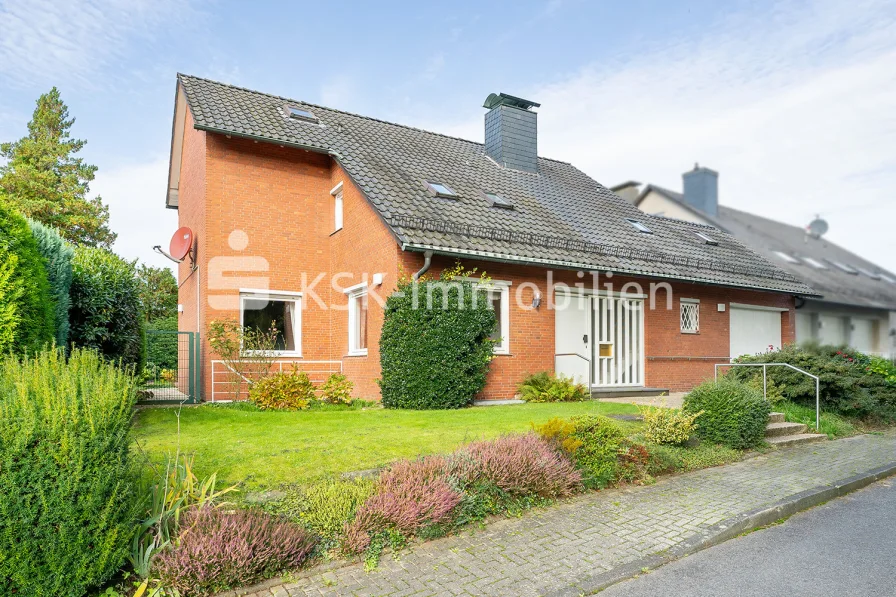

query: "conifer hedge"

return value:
[29, 219, 73, 348]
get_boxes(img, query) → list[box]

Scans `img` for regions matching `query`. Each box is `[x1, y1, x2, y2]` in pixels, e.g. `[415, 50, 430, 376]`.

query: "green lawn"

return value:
[133, 401, 641, 490]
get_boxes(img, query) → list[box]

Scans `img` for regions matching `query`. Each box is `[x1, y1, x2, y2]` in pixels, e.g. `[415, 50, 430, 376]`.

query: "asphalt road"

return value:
[600, 477, 896, 597]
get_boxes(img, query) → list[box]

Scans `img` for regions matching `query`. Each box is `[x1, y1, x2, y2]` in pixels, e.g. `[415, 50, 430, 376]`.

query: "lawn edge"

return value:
[557, 458, 896, 596]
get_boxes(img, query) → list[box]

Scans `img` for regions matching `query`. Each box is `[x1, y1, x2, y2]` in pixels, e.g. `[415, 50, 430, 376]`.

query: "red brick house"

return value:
[165, 75, 816, 402]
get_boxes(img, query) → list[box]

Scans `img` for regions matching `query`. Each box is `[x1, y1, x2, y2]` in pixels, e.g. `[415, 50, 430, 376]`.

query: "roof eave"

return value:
[400, 243, 820, 298]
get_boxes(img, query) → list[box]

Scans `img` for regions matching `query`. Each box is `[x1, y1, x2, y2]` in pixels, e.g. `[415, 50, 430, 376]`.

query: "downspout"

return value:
[794, 296, 806, 309]
[412, 250, 434, 281]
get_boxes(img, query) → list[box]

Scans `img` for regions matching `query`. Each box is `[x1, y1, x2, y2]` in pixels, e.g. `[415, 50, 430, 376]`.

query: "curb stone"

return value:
[547, 460, 896, 596]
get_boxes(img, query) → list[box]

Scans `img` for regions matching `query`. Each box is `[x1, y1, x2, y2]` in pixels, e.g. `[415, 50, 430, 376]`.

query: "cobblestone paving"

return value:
[244, 433, 896, 597]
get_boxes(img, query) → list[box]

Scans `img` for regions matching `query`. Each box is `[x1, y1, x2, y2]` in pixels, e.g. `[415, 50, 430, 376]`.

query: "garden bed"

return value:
[133, 400, 643, 490]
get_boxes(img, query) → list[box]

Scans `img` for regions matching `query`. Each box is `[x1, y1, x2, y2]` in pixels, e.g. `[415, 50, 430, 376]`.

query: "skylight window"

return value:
[826, 259, 858, 275]
[857, 267, 881, 280]
[880, 273, 896, 284]
[694, 231, 718, 246]
[426, 182, 457, 198]
[802, 256, 827, 269]
[484, 192, 514, 209]
[625, 218, 652, 234]
[773, 251, 800, 264]
[286, 106, 317, 122]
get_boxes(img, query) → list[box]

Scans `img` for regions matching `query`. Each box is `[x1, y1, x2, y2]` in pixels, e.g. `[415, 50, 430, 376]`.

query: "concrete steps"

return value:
[766, 412, 826, 447]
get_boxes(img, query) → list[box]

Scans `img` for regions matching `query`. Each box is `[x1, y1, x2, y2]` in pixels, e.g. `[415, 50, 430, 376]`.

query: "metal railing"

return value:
[210, 359, 343, 402]
[554, 352, 591, 385]
[715, 362, 820, 430]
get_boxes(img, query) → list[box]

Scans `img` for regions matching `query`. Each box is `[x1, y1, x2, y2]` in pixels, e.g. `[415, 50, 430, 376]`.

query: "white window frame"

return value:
[680, 298, 699, 334]
[344, 282, 369, 356]
[331, 182, 344, 233]
[464, 278, 511, 355]
[238, 289, 303, 357]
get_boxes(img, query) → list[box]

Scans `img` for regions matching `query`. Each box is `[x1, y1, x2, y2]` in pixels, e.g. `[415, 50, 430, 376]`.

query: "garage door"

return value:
[730, 306, 783, 359]
[851, 319, 876, 353]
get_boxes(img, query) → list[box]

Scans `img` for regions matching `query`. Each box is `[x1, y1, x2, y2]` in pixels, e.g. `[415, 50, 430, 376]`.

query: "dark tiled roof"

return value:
[639, 186, 896, 310]
[176, 74, 816, 296]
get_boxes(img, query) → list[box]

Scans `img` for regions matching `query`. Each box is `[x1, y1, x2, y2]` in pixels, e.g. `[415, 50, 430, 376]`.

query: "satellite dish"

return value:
[169, 227, 194, 261]
[807, 216, 829, 238]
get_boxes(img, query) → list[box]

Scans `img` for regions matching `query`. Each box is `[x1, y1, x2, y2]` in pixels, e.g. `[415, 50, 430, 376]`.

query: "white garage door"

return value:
[851, 319, 875, 353]
[819, 314, 848, 346]
[730, 306, 783, 359]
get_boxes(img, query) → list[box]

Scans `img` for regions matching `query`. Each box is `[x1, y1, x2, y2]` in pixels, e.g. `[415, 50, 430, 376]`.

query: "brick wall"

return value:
[176, 121, 795, 402]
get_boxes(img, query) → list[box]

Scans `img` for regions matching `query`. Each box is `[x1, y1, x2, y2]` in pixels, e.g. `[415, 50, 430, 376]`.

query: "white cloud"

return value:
[0, 0, 195, 89]
[92, 157, 178, 272]
[417, 0, 896, 272]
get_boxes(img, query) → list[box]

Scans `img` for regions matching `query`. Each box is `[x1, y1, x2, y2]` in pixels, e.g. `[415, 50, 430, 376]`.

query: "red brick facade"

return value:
[175, 124, 795, 401]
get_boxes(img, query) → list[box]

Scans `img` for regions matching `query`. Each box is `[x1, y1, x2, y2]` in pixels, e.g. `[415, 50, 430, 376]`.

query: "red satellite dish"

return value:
[169, 227, 194, 261]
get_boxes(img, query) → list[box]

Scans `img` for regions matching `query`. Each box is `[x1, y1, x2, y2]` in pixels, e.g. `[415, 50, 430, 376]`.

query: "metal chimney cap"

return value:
[483, 92, 540, 111]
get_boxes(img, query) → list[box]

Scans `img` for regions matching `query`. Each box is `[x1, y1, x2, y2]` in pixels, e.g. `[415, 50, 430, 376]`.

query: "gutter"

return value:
[400, 243, 822, 298]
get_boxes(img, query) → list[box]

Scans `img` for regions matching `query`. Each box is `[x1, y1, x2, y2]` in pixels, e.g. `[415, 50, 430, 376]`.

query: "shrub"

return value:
[744, 375, 785, 404]
[639, 405, 703, 445]
[683, 379, 771, 449]
[518, 371, 587, 402]
[249, 368, 316, 410]
[645, 441, 743, 475]
[321, 372, 354, 404]
[268, 478, 376, 539]
[0, 202, 54, 354]
[0, 248, 22, 352]
[69, 247, 145, 368]
[730, 343, 896, 421]
[342, 456, 462, 553]
[145, 314, 179, 371]
[449, 434, 582, 498]
[29, 219, 73, 348]
[154, 506, 316, 596]
[534, 415, 637, 488]
[0, 348, 139, 597]
[379, 275, 497, 409]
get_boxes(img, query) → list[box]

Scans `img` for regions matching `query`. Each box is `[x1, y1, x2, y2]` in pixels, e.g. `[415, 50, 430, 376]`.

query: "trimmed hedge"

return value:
[145, 314, 178, 371]
[0, 202, 54, 354]
[379, 278, 496, 409]
[69, 247, 145, 369]
[29, 219, 73, 348]
[0, 348, 140, 597]
[683, 379, 771, 449]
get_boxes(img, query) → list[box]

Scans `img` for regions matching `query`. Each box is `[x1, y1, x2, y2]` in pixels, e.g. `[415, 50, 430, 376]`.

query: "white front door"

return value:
[594, 296, 645, 386]
[730, 306, 783, 359]
[554, 293, 591, 385]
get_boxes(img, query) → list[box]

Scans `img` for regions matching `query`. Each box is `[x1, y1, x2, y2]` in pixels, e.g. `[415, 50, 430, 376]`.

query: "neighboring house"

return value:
[165, 75, 815, 402]
[619, 166, 896, 358]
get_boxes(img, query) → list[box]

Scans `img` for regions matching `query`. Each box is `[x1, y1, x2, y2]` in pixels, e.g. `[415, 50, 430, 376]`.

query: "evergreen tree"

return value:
[0, 88, 115, 248]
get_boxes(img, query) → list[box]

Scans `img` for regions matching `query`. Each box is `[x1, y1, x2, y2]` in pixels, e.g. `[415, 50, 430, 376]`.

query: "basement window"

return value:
[773, 251, 800, 264]
[484, 192, 514, 209]
[286, 106, 318, 123]
[694, 231, 718, 245]
[625, 218, 652, 234]
[426, 182, 457, 198]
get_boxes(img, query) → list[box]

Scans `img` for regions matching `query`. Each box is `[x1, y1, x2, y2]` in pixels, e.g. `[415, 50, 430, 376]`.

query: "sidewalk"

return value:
[239, 432, 896, 597]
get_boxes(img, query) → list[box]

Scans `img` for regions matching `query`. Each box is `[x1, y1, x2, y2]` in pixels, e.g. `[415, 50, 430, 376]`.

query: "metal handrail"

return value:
[715, 362, 820, 430]
[554, 352, 592, 385]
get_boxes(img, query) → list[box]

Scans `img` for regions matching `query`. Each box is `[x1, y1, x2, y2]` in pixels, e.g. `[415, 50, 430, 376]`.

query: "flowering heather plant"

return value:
[342, 456, 462, 554]
[450, 434, 583, 498]
[154, 506, 316, 596]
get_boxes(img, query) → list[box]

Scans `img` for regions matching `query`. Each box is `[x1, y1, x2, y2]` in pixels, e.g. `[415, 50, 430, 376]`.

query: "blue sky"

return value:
[1, 0, 895, 272]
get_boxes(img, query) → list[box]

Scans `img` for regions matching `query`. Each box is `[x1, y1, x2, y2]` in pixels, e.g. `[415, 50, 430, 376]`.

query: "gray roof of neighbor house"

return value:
[640, 185, 896, 310]
[174, 74, 816, 296]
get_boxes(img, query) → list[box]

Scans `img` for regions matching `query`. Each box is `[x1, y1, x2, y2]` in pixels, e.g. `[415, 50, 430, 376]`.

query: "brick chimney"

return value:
[682, 163, 719, 216]
[483, 93, 540, 173]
